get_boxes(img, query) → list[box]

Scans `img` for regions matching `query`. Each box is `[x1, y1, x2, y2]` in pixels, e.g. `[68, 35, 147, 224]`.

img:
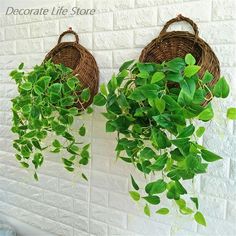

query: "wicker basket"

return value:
[139, 15, 220, 105]
[45, 28, 99, 109]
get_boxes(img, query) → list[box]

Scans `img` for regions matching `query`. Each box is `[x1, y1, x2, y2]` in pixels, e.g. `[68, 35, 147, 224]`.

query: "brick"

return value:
[74, 198, 89, 217]
[135, 0, 183, 7]
[59, 16, 93, 33]
[134, 27, 161, 47]
[90, 204, 127, 228]
[226, 200, 236, 223]
[213, 0, 236, 20]
[44, 190, 73, 211]
[94, 31, 133, 50]
[16, 14, 43, 24]
[16, 38, 43, 54]
[94, 13, 113, 31]
[94, 0, 134, 12]
[211, 45, 236, 67]
[0, 15, 15, 27]
[0, 29, 4, 41]
[158, 1, 211, 24]
[91, 187, 109, 207]
[128, 214, 170, 235]
[198, 216, 236, 236]
[230, 159, 236, 181]
[199, 195, 227, 219]
[201, 175, 236, 200]
[91, 171, 128, 193]
[0, 41, 15, 55]
[5, 25, 29, 40]
[199, 22, 236, 44]
[76, 0, 93, 9]
[30, 21, 59, 38]
[90, 219, 108, 236]
[114, 8, 157, 30]
[113, 49, 140, 68]
[93, 51, 113, 68]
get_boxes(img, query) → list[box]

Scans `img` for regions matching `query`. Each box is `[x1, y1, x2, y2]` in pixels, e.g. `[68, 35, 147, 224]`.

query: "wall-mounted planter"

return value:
[45, 28, 99, 109]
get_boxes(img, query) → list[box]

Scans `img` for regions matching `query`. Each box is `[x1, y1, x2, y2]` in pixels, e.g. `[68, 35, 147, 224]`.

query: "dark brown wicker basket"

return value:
[45, 28, 99, 109]
[139, 15, 220, 106]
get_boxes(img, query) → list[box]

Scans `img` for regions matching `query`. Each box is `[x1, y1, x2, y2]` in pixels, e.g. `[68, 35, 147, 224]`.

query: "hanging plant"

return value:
[93, 54, 235, 226]
[10, 60, 93, 181]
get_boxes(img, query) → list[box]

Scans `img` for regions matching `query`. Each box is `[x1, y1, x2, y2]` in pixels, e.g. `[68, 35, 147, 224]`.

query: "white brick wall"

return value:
[0, 0, 236, 235]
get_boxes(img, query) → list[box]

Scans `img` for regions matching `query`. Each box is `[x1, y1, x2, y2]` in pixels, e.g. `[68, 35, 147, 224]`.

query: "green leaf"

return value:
[194, 211, 206, 226]
[81, 88, 90, 102]
[62, 158, 73, 166]
[82, 173, 88, 181]
[130, 175, 139, 191]
[145, 179, 167, 195]
[119, 59, 135, 71]
[34, 172, 39, 181]
[156, 208, 169, 215]
[213, 77, 230, 98]
[129, 191, 140, 201]
[140, 147, 156, 160]
[155, 98, 165, 113]
[151, 72, 165, 83]
[196, 127, 205, 137]
[227, 108, 236, 120]
[52, 139, 61, 148]
[93, 93, 106, 106]
[202, 71, 214, 84]
[20, 162, 29, 168]
[66, 77, 77, 90]
[20, 82, 32, 91]
[198, 106, 214, 121]
[100, 83, 108, 96]
[166, 72, 183, 82]
[18, 62, 24, 70]
[79, 125, 86, 136]
[185, 54, 196, 65]
[143, 196, 160, 205]
[178, 78, 196, 105]
[166, 57, 185, 72]
[190, 197, 199, 209]
[144, 204, 151, 217]
[201, 149, 222, 162]
[129, 84, 159, 101]
[184, 65, 200, 78]
[177, 124, 195, 138]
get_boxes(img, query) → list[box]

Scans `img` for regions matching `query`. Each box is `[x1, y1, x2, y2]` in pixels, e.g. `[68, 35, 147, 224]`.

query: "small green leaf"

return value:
[198, 106, 214, 121]
[18, 62, 24, 70]
[194, 211, 206, 226]
[130, 175, 139, 191]
[143, 195, 160, 205]
[213, 77, 230, 98]
[34, 172, 39, 181]
[81, 88, 90, 102]
[156, 208, 169, 215]
[202, 71, 213, 84]
[82, 173, 88, 181]
[185, 54, 196, 65]
[190, 197, 199, 209]
[227, 108, 236, 120]
[184, 65, 200, 78]
[177, 124, 195, 138]
[201, 149, 222, 162]
[79, 125, 86, 136]
[196, 127, 205, 137]
[151, 72, 165, 83]
[20, 162, 29, 168]
[155, 98, 166, 113]
[20, 82, 32, 91]
[52, 139, 61, 148]
[129, 191, 140, 201]
[100, 83, 108, 96]
[144, 204, 151, 217]
[93, 93, 106, 106]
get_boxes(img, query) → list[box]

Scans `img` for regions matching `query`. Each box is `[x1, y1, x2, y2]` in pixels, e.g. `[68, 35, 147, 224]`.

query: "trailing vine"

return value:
[10, 60, 92, 181]
[93, 54, 235, 226]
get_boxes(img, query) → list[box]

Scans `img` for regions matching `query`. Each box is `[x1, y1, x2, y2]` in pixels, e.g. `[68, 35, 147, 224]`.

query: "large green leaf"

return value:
[213, 77, 229, 98]
[194, 211, 206, 226]
[201, 149, 222, 162]
[93, 93, 107, 106]
[145, 179, 167, 195]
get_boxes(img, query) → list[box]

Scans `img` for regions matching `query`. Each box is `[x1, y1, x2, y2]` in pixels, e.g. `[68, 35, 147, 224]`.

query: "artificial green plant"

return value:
[10, 60, 93, 181]
[93, 54, 236, 226]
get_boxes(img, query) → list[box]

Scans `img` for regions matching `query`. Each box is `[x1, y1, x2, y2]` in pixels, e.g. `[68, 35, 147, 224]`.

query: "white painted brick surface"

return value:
[0, 0, 236, 236]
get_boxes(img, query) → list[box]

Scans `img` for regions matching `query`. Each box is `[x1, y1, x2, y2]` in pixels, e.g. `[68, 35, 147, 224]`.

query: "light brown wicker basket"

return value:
[139, 15, 220, 106]
[45, 28, 99, 109]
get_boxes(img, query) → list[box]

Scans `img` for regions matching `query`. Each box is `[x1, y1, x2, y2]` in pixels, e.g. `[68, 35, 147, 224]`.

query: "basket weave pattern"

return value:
[45, 29, 99, 109]
[139, 15, 220, 105]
